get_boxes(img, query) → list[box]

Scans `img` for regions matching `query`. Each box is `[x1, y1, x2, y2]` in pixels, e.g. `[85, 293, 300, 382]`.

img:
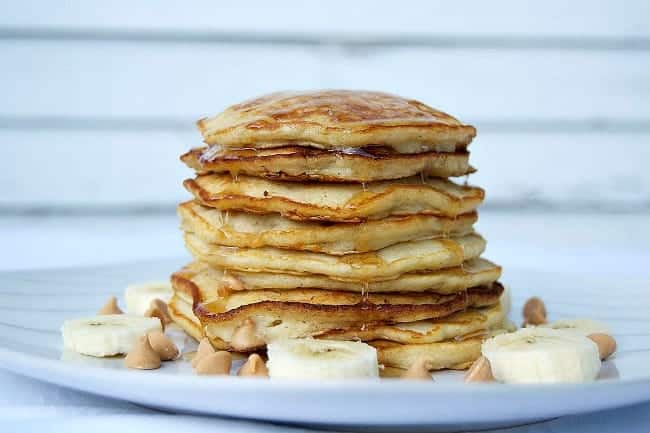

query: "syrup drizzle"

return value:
[360, 280, 370, 332]
[218, 269, 232, 297]
[338, 146, 380, 159]
[361, 281, 369, 303]
[199, 144, 223, 163]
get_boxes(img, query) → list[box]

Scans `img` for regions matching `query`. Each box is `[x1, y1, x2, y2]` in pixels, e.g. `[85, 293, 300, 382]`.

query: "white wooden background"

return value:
[1, 0, 649, 212]
[0, 1, 649, 271]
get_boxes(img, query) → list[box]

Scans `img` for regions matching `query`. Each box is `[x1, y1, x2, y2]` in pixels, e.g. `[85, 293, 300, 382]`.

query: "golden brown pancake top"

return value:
[197, 90, 476, 151]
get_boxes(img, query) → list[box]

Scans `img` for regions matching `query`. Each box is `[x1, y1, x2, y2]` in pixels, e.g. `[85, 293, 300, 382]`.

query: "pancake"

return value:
[196, 90, 476, 153]
[184, 232, 486, 281]
[168, 294, 204, 342]
[168, 291, 505, 350]
[184, 174, 484, 222]
[181, 145, 474, 182]
[169, 274, 503, 350]
[372, 337, 483, 372]
[173, 259, 501, 296]
[169, 281, 503, 349]
[372, 327, 511, 371]
[168, 292, 505, 351]
[319, 303, 505, 344]
[179, 201, 477, 255]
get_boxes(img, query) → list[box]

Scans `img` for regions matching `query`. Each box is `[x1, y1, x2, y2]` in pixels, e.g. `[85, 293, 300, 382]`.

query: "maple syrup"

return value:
[359, 280, 370, 332]
[339, 146, 380, 159]
[199, 144, 222, 163]
[361, 281, 370, 303]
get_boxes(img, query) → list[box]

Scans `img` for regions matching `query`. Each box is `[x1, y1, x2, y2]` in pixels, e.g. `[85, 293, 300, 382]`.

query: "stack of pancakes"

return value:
[170, 90, 510, 374]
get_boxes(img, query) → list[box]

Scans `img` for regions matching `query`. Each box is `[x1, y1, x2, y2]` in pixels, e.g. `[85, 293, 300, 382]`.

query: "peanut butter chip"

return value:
[125, 335, 161, 370]
[587, 333, 617, 360]
[237, 353, 269, 377]
[401, 357, 433, 380]
[522, 296, 547, 326]
[231, 318, 265, 351]
[147, 330, 179, 361]
[98, 296, 123, 315]
[195, 351, 232, 375]
[464, 356, 494, 382]
[145, 299, 172, 329]
[191, 338, 215, 368]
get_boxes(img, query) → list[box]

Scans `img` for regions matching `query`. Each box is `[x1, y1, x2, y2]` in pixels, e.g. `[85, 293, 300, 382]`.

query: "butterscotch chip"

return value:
[147, 330, 179, 361]
[522, 297, 547, 326]
[237, 354, 269, 377]
[401, 357, 433, 381]
[195, 351, 232, 375]
[145, 299, 172, 329]
[587, 333, 617, 360]
[231, 318, 265, 351]
[191, 338, 215, 368]
[464, 356, 493, 382]
[98, 296, 123, 315]
[125, 335, 161, 370]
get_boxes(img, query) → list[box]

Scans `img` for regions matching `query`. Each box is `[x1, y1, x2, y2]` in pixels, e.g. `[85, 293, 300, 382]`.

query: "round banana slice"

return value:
[125, 281, 173, 316]
[537, 318, 610, 336]
[267, 339, 379, 380]
[61, 314, 162, 357]
[482, 327, 601, 384]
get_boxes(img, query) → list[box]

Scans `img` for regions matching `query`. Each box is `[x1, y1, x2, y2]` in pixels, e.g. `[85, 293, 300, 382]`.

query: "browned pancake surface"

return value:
[197, 90, 476, 152]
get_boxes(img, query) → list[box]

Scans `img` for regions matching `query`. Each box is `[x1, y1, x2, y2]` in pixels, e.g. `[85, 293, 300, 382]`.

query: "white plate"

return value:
[0, 259, 649, 431]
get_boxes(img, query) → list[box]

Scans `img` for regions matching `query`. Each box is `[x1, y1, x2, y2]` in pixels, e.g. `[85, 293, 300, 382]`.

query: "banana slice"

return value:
[125, 281, 173, 316]
[537, 318, 610, 336]
[62, 314, 162, 357]
[482, 327, 601, 384]
[267, 338, 379, 379]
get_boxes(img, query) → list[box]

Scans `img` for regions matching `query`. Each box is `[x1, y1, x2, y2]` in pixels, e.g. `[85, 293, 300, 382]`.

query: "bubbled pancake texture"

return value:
[172, 90, 507, 371]
[196, 90, 476, 152]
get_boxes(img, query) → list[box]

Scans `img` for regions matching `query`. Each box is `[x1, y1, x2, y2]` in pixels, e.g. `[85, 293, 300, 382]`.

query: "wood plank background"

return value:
[1, 0, 648, 212]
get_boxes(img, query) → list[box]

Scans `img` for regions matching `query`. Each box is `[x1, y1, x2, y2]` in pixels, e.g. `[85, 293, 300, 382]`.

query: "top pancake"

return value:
[196, 90, 476, 153]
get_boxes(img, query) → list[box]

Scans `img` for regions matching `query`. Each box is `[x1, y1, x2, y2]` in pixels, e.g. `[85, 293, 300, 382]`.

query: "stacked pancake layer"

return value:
[171, 90, 509, 372]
